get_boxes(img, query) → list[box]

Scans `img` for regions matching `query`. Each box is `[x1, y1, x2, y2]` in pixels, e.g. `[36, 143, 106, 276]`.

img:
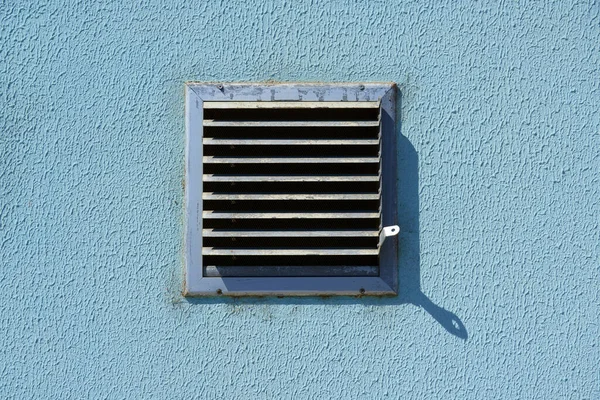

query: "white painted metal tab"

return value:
[379, 225, 400, 246]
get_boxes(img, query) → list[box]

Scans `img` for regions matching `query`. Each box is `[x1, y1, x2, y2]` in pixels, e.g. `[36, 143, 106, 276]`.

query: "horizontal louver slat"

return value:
[204, 266, 379, 277]
[204, 120, 378, 127]
[202, 229, 379, 237]
[203, 156, 379, 164]
[201, 100, 381, 277]
[202, 212, 379, 219]
[203, 175, 378, 182]
[203, 139, 378, 145]
[202, 248, 379, 256]
[202, 194, 380, 200]
[203, 101, 380, 109]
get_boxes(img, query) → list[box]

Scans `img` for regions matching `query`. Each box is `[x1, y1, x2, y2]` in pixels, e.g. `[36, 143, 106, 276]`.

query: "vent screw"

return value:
[216, 289, 223, 295]
[359, 84, 365, 91]
[216, 84, 224, 90]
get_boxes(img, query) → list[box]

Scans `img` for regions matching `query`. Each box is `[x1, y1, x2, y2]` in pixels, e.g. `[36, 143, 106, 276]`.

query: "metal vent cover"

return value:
[185, 83, 398, 296]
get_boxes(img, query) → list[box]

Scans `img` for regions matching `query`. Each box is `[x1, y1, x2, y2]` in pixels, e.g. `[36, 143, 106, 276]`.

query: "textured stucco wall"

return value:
[1, 1, 599, 398]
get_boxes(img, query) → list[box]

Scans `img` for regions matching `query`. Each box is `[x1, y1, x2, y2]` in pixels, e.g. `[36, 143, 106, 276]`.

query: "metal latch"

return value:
[379, 225, 400, 245]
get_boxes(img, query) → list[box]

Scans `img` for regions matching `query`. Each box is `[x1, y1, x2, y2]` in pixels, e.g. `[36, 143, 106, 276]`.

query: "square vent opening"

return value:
[185, 83, 398, 296]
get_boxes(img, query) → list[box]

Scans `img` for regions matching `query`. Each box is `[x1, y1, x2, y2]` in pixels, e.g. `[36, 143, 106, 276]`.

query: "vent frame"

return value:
[184, 82, 397, 296]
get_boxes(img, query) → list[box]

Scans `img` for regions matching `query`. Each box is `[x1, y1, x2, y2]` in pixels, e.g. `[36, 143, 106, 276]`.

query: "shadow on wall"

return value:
[393, 133, 468, 340]
[184, 93, 468, 340]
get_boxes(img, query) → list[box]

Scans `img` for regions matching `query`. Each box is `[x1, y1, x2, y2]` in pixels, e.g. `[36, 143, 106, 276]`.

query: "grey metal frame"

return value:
[184, 83, 398, 296]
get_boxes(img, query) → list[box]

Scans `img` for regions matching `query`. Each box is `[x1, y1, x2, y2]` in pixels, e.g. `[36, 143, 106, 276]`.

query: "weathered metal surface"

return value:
[201, 248, 379, 256]
[184, 82, 398, 296]
[203, 120, 379, 127]
[202, 212, 379, 219]
[203, 101, 380, 109]
[184, 86, 204, 292]
[202, 138, 379, 145]
[187, 82, 394, 102]
[185, 277, 395, 297]
[377, 85, 399, 294]
[204, 265, 379, 277]
[202, 175, 378, 182]
[203, 156, 379, 164]
[201, 193, 380, 200]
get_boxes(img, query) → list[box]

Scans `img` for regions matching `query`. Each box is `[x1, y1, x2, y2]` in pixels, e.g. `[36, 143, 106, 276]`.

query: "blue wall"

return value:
[2, 1, 599, 398]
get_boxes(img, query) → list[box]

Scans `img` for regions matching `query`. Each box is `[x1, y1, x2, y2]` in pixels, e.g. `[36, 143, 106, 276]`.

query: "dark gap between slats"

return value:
[203, 237, 377, 248]
[203, 200, 379, 211]
[203, 255, 379, 267]
[203, 144, 379, 157]
[203, 163, 380, 174]
[204, 108, 378, 121]
[203, 126, 378, 139]
[204, 265, 379, 277]
[203, 182, 379, 193]
[203, 218, 380, 230]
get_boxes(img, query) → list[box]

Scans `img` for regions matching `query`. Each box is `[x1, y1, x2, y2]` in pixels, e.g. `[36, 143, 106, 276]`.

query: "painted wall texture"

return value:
[1, 1, 599, 398]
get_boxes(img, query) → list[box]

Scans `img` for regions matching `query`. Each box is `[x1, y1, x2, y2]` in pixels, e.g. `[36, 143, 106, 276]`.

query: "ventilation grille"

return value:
[201, 101, 382, 277]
